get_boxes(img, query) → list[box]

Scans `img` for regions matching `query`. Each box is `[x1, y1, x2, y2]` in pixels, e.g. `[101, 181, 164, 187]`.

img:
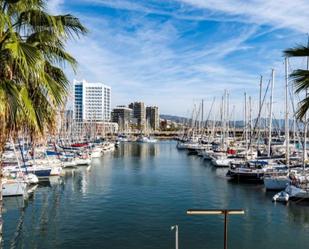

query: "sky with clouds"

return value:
[48, 0, 309, 118]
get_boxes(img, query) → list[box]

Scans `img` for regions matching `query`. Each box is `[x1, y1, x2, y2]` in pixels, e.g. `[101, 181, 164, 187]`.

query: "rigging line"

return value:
[288, 56, 307, 72]
[204, 97, 216, 129]
[248, 78, 271, 149]
[227, 105, 236, 122]
[289, 80, 303, 135]
[271, 112, 282, 137]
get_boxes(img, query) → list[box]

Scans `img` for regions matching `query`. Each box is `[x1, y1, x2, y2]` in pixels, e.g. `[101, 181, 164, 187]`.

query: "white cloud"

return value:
[177, 0, 309, 33]
[58, 0, 308, 118]
[75, 0, 309, 33]
[67, 16, 276, 116]
[47, 0, 64, 14]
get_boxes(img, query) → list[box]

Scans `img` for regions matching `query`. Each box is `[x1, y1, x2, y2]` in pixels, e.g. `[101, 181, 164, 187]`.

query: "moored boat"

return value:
[272, 191, 289, 202]
[2, 179, 28, 197]
[226, 161, 268, 182]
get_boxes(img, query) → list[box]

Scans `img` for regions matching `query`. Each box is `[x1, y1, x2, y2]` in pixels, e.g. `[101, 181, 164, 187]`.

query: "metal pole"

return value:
[249, 96, 252, 139]
[285, 57, 289, 168]
[176, 225, 179, 249]
[227, 91, 230, 139]
[186, 209, 244, 249]
[268, 69, 275, 157]
[244, 92, 248, 157]
[202, 99, 204, 132]
[258, 76, 263, 151]
[224, 211, 228, 249]
[171, 225, 179, 249]
[304, 37, 309, 169]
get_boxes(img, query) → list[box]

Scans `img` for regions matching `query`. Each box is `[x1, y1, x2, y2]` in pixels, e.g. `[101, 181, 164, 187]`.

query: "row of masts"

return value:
[181, 56, 309, 168]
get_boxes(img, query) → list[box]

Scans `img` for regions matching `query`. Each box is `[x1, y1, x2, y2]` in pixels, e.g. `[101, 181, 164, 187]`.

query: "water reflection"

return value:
[115, 142, 160, 158]
[287, 203, 309, 226]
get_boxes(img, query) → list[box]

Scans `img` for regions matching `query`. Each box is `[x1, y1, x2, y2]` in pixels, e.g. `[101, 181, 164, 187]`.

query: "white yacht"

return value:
[137, 136, 157, 143]
[61, 157, 77, 168]
[2, 179, 28, 197]
[211, 153, 230, 167]
[91, 147, 103, 158]
[75, 158, 91, 166]
[202, 150, 215, 160]
[102, 142, 116, 152]
[264, 173, 290, 190]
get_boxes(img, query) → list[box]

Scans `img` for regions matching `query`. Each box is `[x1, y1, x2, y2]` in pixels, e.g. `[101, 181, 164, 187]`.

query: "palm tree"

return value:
[284, 42, 309, 120]
[0, 0, 86, 243]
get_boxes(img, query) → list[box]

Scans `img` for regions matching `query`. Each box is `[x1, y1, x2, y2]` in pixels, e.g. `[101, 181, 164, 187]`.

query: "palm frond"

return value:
[296, 96, 309, 120]
[0, 0, 86, 141]
[16, 9, 87, 38]
[291, 69, 309, 94]
[284, 45, 309, 57]
[39, 44, 77, 69]
[54, 14, 88, 38]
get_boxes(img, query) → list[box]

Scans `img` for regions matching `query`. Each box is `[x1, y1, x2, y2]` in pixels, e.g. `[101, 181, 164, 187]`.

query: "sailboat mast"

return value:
[268, 69, 275, 157]
[221, 94, 224, 146]
[303, 37, 309, 168]
[201, 99, 204, 134]
[285, 57, 290, 168]
[258, 76, 263, 150]
[244, 92, 248, 155]
[233, 105, 236, 139]
[249, 96, 252, 139]
[212, 110, 217, 140]
[226, 91, 230, 140]
[292, 81, 296, 141]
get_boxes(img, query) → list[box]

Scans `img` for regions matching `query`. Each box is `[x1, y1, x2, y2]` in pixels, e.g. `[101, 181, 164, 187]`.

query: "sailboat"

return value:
[3, 140, 38, 197]
[273, 41, 309, 199]
[2, 179, 28, 197]
[264, 59, 292, 190]
[137, 120, 157, 143]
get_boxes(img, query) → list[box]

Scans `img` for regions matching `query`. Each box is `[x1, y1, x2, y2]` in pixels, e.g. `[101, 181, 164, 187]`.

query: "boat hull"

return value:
[3, 181, 27, 197]
[285, 185, 309, 199]
[211, 159, 231, 167]
[272, 191, 289, 202]
[226, 170, 264, 183]
[91, 151, 102, 158]
[264, 177, 290, 190]
[8, 167, 51, 178]
[75, 159, 91, 166]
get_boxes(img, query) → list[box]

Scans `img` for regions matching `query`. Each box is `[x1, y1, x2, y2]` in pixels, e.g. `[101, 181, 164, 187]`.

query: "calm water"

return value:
[4, 141, 309, 249]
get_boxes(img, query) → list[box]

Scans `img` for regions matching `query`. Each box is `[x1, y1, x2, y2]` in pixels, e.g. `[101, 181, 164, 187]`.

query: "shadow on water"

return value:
[287, 202, 309, 224]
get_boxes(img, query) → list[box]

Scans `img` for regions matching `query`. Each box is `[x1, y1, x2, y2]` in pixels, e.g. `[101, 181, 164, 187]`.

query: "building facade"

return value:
[73, 80, 111, 122]
[111, 106, 133, 132]
[146, 106, 159, 131]
[129, 102, 146, 130]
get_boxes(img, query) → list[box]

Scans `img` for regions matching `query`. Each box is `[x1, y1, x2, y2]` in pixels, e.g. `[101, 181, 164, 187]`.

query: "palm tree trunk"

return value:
[0, 121, 5, 246]
[0, 147, 4, 246]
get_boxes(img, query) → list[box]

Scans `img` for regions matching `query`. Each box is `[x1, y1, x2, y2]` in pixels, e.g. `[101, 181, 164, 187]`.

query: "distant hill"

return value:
[160, 114, 188, 123]
[160, 114, 301, 130]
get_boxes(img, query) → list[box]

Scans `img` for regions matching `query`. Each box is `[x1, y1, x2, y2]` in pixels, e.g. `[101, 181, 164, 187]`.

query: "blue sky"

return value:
[48, 0, 309, 118]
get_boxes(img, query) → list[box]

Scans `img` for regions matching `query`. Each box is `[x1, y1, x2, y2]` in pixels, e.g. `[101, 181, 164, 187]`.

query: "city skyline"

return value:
[49, 1, 309, 118]
[71, 80, 164, 120]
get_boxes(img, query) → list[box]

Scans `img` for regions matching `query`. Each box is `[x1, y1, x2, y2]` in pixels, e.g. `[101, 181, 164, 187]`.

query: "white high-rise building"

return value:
[73, 79, 111, 122]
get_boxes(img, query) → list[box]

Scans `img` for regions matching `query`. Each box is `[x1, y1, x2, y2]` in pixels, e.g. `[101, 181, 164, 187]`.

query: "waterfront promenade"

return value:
[110, 129, 297, 139]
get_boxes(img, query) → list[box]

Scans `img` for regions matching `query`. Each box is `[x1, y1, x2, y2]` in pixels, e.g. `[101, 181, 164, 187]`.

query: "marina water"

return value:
[4, 141, 309, 249]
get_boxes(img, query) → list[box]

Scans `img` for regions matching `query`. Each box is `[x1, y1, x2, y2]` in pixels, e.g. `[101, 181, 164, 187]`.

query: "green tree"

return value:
[284, 43, 309, 120]
[0, 0, 86, 243]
